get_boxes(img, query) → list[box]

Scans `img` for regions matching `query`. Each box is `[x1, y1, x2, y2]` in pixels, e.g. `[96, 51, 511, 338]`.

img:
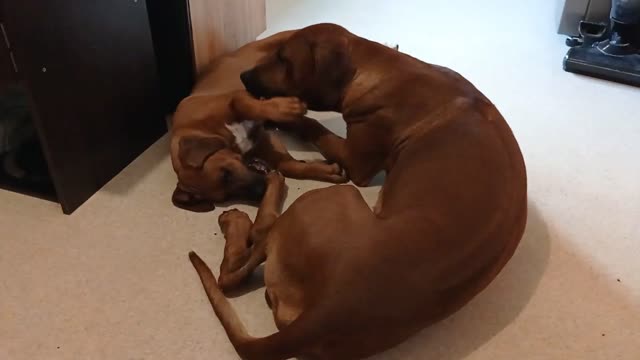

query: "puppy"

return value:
[170, 31, 347, 212]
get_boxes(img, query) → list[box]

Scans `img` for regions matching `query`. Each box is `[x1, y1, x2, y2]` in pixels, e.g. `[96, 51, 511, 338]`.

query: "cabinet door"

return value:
[0, 3, 17, 86]
[3, 0, 165, 213]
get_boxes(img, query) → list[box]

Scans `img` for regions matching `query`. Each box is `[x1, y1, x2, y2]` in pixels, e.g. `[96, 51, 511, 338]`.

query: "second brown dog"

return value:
[170, 31, 347, 212]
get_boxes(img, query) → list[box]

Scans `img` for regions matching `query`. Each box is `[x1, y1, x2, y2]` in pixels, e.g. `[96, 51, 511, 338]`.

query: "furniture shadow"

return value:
[102, 135, 169, 195]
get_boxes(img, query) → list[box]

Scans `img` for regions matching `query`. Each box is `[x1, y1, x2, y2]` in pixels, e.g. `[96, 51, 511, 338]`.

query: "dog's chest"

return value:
[225, 120, 256, 153]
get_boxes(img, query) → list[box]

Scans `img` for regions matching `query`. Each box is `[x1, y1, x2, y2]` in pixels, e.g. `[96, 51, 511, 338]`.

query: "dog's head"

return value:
[240, 24, 356, 111]
[172, 135, 269, 212]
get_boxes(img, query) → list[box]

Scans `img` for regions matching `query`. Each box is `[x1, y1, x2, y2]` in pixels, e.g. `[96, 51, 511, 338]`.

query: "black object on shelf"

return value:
[563, 0, 640, 87]
[0, 137, 56, 202]
[0, 83, 55, 201]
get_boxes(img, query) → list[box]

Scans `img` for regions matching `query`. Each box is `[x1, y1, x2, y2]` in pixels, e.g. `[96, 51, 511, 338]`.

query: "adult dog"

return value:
[190, 23, 527, 359]
[170, 31, 346, 212]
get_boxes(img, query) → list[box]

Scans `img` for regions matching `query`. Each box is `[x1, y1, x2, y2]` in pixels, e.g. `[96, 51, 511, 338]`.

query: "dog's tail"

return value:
[188, 251, 321, 360]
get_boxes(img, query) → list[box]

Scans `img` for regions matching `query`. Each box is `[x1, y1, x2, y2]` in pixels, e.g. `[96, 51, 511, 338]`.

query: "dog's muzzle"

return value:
[238, 157, 270, 201]
[245, 157, 271, 175]
[240, 70, 253, 89]
[241, 70, 271, 99]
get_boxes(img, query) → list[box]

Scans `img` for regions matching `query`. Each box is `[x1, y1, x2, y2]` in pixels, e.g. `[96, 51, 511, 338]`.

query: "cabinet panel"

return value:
[0, 27, 16, 85]
[147, 0, 195, 114]
[4, 0, 165, 213]
[0, 5, 17, 87]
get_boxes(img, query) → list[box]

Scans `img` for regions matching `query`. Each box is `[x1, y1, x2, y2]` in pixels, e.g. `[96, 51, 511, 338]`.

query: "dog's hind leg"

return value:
[256, 131, 348, 183]
[274, 116, 384, 186]
[275, 116, 349, 166]
[250, 171, 286, 244]
[217, 209, 253, 278]
[218, 171, 286, 291]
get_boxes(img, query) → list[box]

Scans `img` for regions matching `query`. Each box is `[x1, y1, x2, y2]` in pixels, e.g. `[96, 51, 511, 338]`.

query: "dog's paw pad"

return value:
[268, 97, 307, 121]
[218, 209, 248, 225]
[325, 162, 348, 183]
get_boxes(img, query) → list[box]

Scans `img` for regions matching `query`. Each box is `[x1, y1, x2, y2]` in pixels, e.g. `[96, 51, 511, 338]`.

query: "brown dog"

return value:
[170, 31, 347, 212]
[189, 23, 527, 359]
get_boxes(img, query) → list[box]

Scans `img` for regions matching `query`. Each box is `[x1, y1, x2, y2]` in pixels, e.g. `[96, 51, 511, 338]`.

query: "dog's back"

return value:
[171, 31, 297, 133]
[191, 31, 297, 97]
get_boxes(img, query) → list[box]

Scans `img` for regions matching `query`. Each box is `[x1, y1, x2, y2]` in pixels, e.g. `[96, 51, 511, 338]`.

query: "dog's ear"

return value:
[178, 136, 226, 169]
[313, 37, 355, 89]
[171, 185, 216, 212]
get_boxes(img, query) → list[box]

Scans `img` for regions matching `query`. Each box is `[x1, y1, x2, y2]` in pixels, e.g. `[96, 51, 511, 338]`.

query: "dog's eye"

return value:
[221, 168, 232, 185]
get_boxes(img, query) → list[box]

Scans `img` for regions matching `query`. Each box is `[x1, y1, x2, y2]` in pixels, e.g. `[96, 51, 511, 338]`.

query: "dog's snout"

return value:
[240, 70, 267, 98]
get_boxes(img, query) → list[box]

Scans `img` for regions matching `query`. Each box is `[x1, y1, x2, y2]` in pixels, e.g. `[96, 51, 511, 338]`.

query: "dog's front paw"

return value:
[266, 171, 286, 187]
[265, 97, 307, 122]
[218, 209, 250, 228]
[310, 160, 349, 184]
[325, 162, 349, 184]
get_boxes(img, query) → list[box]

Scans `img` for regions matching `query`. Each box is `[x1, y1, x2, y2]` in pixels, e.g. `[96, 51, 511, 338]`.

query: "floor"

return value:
[2, 0, 640, 359]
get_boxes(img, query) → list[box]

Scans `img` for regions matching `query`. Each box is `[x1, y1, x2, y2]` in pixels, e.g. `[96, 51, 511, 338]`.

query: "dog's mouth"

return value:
[241, 70, 285, 100]
[245, 157, 271, 175]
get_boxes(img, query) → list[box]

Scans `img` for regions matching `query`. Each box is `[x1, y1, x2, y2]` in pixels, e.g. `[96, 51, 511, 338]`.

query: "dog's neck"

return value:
[339, 41, 394, 116]
[339, 69, 388, 121]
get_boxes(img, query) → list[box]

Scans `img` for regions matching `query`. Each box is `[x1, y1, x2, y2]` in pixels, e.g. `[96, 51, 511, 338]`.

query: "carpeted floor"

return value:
[1, 0, 639, 359]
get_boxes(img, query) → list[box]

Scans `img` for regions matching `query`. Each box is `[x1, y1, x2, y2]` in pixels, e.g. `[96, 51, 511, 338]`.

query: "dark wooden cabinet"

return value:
[0, 22, 17, 85]
[0, 0, 264, 214]
[0, 0, 188, 213]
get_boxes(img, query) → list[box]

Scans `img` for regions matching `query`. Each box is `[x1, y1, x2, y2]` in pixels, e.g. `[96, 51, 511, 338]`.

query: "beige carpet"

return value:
[2, 0, 640, 359]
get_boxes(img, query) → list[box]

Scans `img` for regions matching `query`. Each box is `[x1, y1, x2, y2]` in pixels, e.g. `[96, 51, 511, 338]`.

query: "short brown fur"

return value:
[171, 30, 347, 212]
